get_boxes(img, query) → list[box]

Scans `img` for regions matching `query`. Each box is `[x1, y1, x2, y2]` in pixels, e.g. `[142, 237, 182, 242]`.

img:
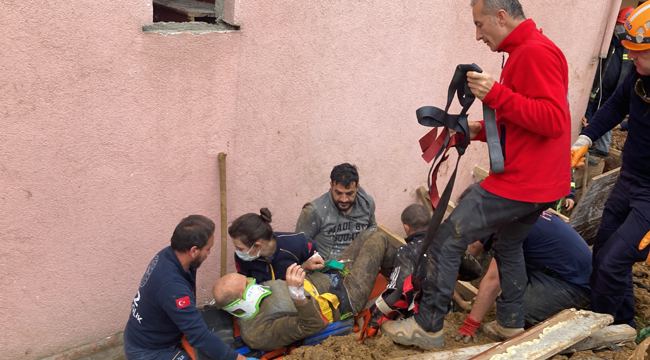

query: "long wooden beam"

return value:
[469, 309, 612, 360]
[377, 224, 407, 247]
[561, 324, 637, 353]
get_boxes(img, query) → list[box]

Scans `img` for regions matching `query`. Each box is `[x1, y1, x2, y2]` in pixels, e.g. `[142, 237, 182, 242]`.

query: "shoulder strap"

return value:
[414, 64, 503, 272]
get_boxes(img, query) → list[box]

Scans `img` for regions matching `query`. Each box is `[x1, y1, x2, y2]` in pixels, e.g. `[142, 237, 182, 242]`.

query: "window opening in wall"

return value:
[153, 0, 223, 23]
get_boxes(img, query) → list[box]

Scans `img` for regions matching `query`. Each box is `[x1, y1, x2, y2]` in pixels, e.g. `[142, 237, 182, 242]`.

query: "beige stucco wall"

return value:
[0, 0, 614, 358]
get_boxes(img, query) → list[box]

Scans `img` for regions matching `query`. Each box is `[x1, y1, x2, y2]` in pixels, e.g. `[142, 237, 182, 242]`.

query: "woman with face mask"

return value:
[228, 208, 324, 283]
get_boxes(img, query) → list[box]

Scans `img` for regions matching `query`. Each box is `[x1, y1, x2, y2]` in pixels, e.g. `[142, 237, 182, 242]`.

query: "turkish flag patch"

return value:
[176, 296, 190, 309]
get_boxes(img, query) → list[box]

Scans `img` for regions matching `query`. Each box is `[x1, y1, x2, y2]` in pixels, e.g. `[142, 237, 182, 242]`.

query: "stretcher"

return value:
[182, 274, 388, 360]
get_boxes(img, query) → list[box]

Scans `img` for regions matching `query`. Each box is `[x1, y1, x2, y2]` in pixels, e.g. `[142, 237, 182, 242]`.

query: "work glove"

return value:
[453, 315, 481, 343]
[638, 231, 650, 265]
[571, 135, 592, 168]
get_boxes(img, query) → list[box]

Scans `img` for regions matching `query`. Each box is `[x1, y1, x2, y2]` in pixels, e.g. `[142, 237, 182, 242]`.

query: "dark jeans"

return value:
[523, 270, 590, 328]
[414, 186, 554, 332]
[591, 167, 650, 327]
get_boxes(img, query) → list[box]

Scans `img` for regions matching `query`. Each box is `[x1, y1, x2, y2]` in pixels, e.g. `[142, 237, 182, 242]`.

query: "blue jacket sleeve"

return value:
[158, 282, 239, 360]
[581, 70, 633, 142]
[620, 120, 629, 131]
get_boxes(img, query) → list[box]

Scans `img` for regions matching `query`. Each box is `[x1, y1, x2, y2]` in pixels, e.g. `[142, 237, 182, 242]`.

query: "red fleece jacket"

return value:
[474, 19, 571, 203]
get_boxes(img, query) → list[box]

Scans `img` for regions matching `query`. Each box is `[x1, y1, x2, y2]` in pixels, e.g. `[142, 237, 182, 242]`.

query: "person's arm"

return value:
[367, 199, 377, 231]
[301, 235, 324, 271]
[158, 283, 239, 360]
[476, 49, 569, 139]
[581, 70, 633, 142]
[295, 203, 321, 239]
[469, 258, 501, 322]
[620, 119, 629, 131]
[466, 241, 484, 259]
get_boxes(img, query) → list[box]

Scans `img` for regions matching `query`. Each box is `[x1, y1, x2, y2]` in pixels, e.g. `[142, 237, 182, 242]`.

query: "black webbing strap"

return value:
[413, 63, 504, 271]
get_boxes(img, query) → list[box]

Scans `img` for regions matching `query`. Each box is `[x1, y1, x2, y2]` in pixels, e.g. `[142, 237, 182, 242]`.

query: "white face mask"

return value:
[235, 245, 261, 261]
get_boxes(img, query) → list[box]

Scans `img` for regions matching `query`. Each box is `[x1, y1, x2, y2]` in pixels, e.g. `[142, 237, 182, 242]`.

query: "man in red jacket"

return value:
[382, 0, 571, 349]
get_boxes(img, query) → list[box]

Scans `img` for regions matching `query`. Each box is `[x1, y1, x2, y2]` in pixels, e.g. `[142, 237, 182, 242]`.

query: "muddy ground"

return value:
[284, 311, 498, 360]
[610, 128, 627, 151]
[285, 262, 650, 360]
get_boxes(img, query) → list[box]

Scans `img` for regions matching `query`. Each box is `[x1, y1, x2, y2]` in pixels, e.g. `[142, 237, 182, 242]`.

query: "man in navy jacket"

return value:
[123, 215, 244, 360]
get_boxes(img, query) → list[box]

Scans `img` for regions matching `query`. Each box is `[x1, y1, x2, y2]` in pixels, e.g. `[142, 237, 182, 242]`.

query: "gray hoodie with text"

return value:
[295, 187, 376, 261]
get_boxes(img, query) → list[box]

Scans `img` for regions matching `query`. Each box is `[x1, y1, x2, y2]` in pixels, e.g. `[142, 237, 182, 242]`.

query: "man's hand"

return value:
[286, 263, 308, 304]
[582, 116, 589, 128]
[302, 253, 324, 271]
[571, 135, 592, 168]
[286, 263, 306, 288]
[454, 315, 481, 343]
[565, 199, 575, 210]
[469, 121, 482, 140]
[467, 71, 496, 101]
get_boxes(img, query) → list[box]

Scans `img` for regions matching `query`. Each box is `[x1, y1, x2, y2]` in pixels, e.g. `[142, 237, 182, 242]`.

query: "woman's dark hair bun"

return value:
[259, 208, 272, 223]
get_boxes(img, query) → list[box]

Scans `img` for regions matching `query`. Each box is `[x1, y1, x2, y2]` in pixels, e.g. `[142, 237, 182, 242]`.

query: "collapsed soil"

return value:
[284, 311, 497, 360]
[633, 262, 650, 322]
[610, 128, 627, 151]
[284, 263, 650, 360]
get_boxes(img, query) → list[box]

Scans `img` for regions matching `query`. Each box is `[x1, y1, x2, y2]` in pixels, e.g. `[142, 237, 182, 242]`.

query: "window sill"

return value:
[142, 21, 239, 35]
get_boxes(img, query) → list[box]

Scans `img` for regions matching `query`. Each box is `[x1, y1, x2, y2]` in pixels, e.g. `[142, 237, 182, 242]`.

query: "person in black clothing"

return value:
[582, 6, 635, 163]
[571, 3, 650, 328]
[123, 215, 245, 360]
[229, 208, 324, 284]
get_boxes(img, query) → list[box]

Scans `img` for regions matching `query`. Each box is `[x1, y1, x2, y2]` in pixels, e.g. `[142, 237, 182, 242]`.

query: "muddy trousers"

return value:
[333, 230, 396, 316]
[591, 168, 650, 327]
[414, 186, 555, 332]
[523, 270, 590, 328]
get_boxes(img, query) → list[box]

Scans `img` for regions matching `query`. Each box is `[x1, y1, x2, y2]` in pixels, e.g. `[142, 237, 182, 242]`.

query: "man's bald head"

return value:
[213, 273, 248, 309]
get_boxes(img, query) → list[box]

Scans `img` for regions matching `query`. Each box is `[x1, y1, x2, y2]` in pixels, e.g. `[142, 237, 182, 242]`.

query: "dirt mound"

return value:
[634, 262, 650, 321]
[610, 128, 627, 151]
[286, 262, 650, 360]
[284, 312, 497, 360]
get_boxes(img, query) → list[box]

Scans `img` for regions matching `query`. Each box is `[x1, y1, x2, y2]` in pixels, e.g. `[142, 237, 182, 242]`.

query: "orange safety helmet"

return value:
[621, 2, 650, 51]
[618, 7, 635, 23]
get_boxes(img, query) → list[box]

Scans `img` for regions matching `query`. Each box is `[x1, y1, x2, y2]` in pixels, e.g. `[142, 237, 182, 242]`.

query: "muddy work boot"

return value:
[381, 317, 445, 350]
[482, 320, 524, 341]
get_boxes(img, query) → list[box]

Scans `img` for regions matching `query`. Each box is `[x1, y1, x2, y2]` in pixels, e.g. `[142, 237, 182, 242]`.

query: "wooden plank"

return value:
[546, 208, 569, 223]
[416, 186, 434, 216]
[560, 325, 636, 353]
[469, 309, 612, 360]
[473, 165, 489, 181]
[377, 224, 406, 247]
[153, 0, 215, 17]
[629, 337, 650, 360]
[392, 343, 499, 360]
[569, 168, 620, 245]
[454, 281, 478, 302]
[447, 200, 456, 214]
[416, 186, 455, 216]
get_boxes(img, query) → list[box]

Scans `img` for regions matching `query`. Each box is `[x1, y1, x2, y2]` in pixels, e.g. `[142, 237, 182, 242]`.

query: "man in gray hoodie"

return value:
[295, 163, 377, 261]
